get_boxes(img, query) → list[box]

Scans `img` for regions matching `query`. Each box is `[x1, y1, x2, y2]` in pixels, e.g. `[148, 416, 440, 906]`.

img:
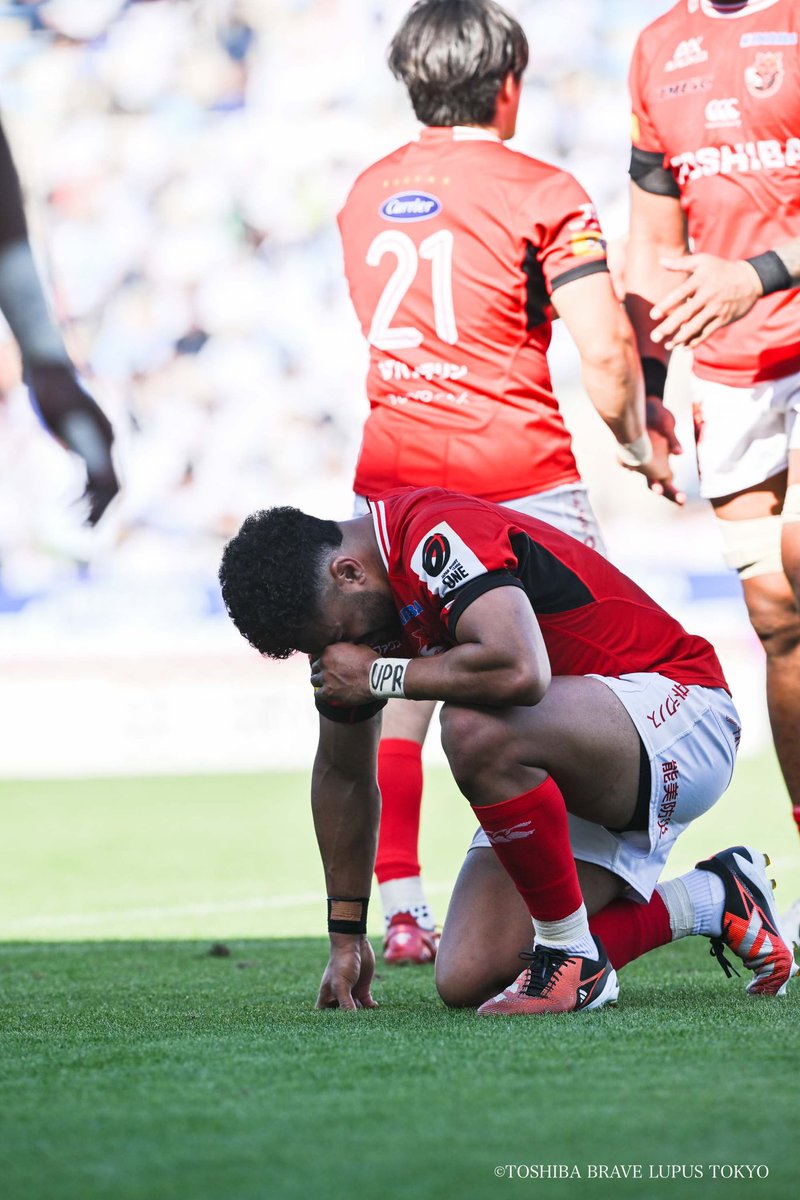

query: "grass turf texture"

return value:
[1, 752, 798, 1199]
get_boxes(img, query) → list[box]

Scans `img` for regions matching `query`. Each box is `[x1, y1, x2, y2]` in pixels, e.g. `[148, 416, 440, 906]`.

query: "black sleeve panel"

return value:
[629, 146, 680, 199]
[315, 696, 386, 724]
[523, 243, 550, 329]
[509, 532, 595, 613]
[446, 572, 526, 639]
[0, 116, 28, 245]
[549, 259, 610, 292]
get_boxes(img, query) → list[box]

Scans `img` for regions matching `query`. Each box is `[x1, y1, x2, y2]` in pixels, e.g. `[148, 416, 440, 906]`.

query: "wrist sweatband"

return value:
[369, 657, 407, 699]
[745, 250, 793, 296]
[617, 433, 653, 467]
[327, 896, 369, 935]
[641, 356, 667, 400]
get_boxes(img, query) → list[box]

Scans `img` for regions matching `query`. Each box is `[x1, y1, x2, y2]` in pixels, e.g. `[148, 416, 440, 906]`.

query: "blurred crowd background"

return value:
[0, 0, 766, 777]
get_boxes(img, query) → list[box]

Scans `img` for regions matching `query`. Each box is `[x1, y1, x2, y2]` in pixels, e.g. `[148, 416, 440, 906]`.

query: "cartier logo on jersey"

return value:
[380, 192, 441, 221]
[664, 36, 708, 73]
[422, 533, 451, 576]
[744, 51, 785, 100]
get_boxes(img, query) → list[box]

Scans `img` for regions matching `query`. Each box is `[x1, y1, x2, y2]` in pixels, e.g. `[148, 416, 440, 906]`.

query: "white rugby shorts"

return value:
[690, 366, 800, 500]
[468, 672, 741, 903]
[355, 483, 607, 555]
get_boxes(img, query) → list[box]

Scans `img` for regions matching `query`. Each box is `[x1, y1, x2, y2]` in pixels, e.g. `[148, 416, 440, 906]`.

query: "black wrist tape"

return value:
[327, 896, 369, 935]
[745, 250, 793, 296]
[641, 356, 667, 400]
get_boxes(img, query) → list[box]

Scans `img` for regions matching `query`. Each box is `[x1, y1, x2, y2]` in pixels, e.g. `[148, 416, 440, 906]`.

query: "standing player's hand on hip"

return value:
[649, 254, 763, 351]
[316, 934, 378, 1011]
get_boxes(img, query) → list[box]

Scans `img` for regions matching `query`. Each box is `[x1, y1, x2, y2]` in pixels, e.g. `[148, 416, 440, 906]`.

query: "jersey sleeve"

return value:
[523, 171, 610, 294]
[399, 496, 527, 635]
[628, 32, 680, 198]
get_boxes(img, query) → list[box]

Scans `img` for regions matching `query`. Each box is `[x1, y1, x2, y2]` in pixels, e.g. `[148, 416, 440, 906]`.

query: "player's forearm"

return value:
[402, 641, 549, 708]
[625, 237, 686, 366]
[580, 328, 646, 448]
[0, 240, 70, 367]
[776, 239, 800, 284]
[311, 733, 380, 899]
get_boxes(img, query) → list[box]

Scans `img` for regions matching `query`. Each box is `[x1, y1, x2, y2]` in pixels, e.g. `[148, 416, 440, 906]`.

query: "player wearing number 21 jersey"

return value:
[339, 126, 611, 500]
[335, 0, 672, 965]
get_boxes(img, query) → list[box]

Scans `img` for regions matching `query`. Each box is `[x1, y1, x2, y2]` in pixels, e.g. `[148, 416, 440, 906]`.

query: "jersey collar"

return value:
[419, 125, 501, 143]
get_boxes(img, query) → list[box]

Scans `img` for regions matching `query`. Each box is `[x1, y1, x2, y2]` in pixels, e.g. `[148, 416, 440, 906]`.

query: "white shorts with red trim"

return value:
[468, 673, 741, 903]
[355, 483, 607, 554]
[690, 367, 800, 500]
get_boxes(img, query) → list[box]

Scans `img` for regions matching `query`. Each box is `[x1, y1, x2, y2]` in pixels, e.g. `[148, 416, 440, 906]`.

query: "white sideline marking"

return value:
[2, 883, 455, 931]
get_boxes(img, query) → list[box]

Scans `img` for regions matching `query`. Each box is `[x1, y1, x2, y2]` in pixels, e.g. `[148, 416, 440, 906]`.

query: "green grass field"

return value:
[1, 753, 798, 1200]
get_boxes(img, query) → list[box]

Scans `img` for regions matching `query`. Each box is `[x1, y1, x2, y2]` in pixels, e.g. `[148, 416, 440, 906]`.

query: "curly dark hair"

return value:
[219, 507, 343, 659]
[388, 0, 528, 128]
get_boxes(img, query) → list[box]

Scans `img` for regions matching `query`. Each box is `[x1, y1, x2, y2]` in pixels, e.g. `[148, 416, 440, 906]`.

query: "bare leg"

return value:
[440, 675, 642, 828]
[714, 471, 800, 821]
[436, 848, 623, 1008]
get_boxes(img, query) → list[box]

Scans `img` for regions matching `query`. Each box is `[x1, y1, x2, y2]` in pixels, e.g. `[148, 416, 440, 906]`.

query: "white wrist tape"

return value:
[369, 657, 408, 699]
[617, 433, 653, 467]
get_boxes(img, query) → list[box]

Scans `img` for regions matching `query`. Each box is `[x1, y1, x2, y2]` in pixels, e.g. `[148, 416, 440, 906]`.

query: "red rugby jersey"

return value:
[369, 486, 728, 691]
[630, 0, 800, 385]
[338, 126, 609, 501]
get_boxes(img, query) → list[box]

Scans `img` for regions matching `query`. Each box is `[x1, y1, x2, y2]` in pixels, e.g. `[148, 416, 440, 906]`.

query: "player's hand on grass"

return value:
[316, 934, 378, 1011]
[27, 363, 120, 524]
[310, 644, 378, 706]
[650, 254, 763, 351]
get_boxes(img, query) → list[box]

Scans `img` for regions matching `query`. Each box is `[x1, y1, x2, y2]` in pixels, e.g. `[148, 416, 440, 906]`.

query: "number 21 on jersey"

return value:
[366, 229, 459, 350]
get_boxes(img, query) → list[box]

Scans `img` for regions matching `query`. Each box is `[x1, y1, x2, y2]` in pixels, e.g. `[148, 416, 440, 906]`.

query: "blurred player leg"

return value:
[376, 698, 439, 964]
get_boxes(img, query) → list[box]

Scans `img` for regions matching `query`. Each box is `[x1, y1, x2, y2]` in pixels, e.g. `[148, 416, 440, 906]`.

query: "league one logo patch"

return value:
[422, 532, 450, 575]
[411, 522, 488, 597]
[745, 51, 784, 99]
[380, 192, 441, 221]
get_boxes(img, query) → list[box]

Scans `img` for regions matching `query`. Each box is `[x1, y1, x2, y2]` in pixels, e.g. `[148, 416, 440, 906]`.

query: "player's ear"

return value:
[329, 555, 367, 590]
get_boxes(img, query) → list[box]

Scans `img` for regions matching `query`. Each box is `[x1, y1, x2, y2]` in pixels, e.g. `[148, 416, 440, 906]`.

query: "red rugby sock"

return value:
[589, 891, 672, 969]
[374, 738, 423, 884]
[473, 777, 583, 922]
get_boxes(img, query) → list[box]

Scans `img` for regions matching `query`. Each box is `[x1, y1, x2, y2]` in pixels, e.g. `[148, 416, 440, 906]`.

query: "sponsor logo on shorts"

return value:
[705, 97, 741, 129]
[725, 715, 742, 751]
[657, 760, 680, 838]
[380, 192, 441, 221]
[485, 820, 535, 844]
[744, 51, 784, 99]
[656, 74, 714, 102]
[647, 682, 690, 730]
[664, 37, 708, 73]
[740, 32, 797, 49]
